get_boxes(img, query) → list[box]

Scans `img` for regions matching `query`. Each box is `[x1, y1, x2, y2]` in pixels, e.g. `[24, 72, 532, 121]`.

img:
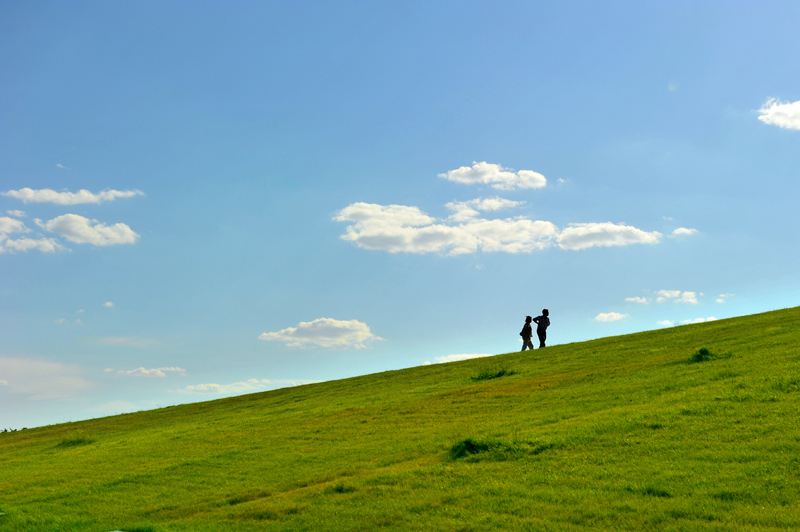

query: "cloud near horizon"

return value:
[176, 378, 317, 394]
[758, 98, 800, 130]
[423, 353, 494, 365]
[2, 188, 144, 205]
[259, 317, 381, 348]
[0, 357, 97, 400]
[438, 161, 547, 190]
[656, 290, 698, 304]
[335, 202, 662, 255]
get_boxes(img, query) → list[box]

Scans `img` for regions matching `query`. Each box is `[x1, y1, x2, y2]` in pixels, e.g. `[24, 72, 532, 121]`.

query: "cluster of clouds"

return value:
[758, 98, 800, 130]
[0, 188, 142, 253]
[334, 162, 696, 256]
[597, 290, 734, 326]
[259, 317, 381, 348]
[107, 367, 186, 377]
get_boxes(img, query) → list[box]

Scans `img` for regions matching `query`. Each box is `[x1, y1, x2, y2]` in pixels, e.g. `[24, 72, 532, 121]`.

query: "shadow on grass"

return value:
[55, 436, 95, 448]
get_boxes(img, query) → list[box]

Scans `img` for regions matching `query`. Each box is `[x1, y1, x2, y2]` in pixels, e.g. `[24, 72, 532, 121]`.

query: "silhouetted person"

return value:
[520, 316, 534, 351]
[533, 309, 550, 348]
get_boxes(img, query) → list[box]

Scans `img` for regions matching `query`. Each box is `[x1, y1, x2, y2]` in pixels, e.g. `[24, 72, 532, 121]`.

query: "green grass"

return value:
[2, 307, 800, 531]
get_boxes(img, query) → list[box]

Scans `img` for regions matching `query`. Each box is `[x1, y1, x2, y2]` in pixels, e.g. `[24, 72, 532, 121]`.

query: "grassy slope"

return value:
[2, 308, 800, 532]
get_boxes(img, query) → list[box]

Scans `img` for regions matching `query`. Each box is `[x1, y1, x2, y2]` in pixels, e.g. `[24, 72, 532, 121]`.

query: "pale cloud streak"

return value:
[117, 367, 186, 377]
[716, 293, 734, 304]
[38, 214, 139, 246]
[625, 296, 649, 304]
[6, 210, 25, 218]
[681, 317, 717, 324]
[259, 317, 382, 348]
[671, 227, 698, 236]
[438, 161, 547, 190]
[0, 357, 97, 400]
[595, 312, 628, 322]
[3, 188, 144, 205]
[103, 301, 114, 308]
[176, 378, 317, 394]
[0, 216, 63, 253]
[445, 197, 524, 222]
[758, 98, 800, 130]
[657, 320, 674, 326]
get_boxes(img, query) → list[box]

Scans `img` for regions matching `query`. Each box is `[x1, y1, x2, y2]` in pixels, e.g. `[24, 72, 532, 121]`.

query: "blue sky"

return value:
[2, 1, 800, 429]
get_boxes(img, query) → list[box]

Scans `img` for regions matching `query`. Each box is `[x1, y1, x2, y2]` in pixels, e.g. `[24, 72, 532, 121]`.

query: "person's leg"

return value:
[537, 330, 546, 348]
[521, 337, 533, 351]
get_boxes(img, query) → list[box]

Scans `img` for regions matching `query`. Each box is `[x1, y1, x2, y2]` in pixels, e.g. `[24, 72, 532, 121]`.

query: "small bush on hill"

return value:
[56, 436, 95, 448]
[690, 348, 715, 363]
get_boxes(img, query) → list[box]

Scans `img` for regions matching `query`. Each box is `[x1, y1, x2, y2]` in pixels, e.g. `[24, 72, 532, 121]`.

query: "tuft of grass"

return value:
[471, 368, 517, 381]
[450, 438, 491, 458]
[325, 482, 356, 494]
[626, 485, 672, 498]
[227, 489, 270, 506]
[55, 435, 95, 448]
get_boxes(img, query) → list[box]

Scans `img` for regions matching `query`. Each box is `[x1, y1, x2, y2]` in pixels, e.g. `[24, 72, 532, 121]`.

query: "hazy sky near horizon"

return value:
[3, 1, 800, 429]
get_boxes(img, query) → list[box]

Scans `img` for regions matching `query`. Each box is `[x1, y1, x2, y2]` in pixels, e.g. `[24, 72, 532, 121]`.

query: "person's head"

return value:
[542, 309, 549, 316]
[525, 315, 532, 323]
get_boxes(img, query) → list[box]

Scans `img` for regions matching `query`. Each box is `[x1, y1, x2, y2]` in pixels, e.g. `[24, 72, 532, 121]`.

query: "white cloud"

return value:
[681, 317, 717, 324]
[625, 296, 649, 304]
[672, 227, 698, 236]
[557, 222, 661, 251]
[335, 202, 558, 255]
[104, 368, 114, 373]
[6, 210, 25, 218]
[56, 163, 67, 169]
[75, 318, 82, 325]
[103, 301, 114, 308]
[445, 197, 524, 222]
[176, 378, 316, 395]
[758, 98, 800, 130]
[40, 214, 139, 246]
[2, 188, 144, 205]
[77, 309, 84, 313]
[1, 236, 63, 253]
[716, 293, 734, 304]
[117, 367, 186, 377]
[0, 379, 7, 386]
[595, 312, 628, 322]
[0, 357, 97, 400]
[259, 317, 382, 348]
[657, 320, 674, 326]
[438, 161, 546, 190]
[655, 290, 697, 304]
[0, 216, 28, 235]
[423, 353, 494, 365]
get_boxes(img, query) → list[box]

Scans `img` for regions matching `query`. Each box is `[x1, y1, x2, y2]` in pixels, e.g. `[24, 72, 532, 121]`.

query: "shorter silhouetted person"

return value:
[520, 316, 534, 351]
[533, 309, 550, 348]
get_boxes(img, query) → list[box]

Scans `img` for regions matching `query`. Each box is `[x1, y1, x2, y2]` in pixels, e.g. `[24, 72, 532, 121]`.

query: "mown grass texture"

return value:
[2, 307, 800, 531]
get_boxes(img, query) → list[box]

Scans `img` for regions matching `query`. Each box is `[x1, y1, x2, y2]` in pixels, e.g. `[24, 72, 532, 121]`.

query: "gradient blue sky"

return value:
[3, 1, 800, 429]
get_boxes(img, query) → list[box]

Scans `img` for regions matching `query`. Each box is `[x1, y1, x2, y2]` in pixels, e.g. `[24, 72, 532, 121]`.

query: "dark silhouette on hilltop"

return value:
[533, 309, 550, 348]
[520, 316, 534, 351]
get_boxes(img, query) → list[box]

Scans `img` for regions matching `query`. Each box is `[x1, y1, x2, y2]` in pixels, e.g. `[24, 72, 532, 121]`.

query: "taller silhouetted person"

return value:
[520, 316, 534, 351]
[533, 309, 550, 348]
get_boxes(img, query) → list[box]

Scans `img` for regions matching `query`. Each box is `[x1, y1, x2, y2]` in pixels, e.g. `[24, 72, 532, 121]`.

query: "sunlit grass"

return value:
[2, 307, 800, 531]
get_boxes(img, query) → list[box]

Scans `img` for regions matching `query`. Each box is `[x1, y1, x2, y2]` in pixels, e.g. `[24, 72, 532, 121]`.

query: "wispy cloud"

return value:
[38, 214, 139, 246]
[758, 98, 800, 130]
[0, 357, 97, 400]
[423, 353, 494, 365]
[445, 197, 524, 222]
[657, 320, 674, 326]
[438, 161, 546, 190]
[595, 312, 628, 322]
[6, 210, 25, 218]
[55, 163, 68, 169]
[716, 293, 734, 304]
[103, 301, 114, 308]
[117, 367, 186, 377]
[671, 227, 698, 236]
[625, 296, 649, 304]
[3, 188, 144, 205]
[176, 378, 317, 394]
[259, 317, 382, 348]
[0, 217, 64, 253]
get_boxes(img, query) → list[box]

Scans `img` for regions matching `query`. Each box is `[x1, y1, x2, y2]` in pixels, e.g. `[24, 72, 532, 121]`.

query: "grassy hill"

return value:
[2, 308, 800, 532]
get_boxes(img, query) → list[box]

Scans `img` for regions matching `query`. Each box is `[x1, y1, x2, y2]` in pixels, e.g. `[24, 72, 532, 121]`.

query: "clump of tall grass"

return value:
[471, 368, 516, 381]
[55, 433, 95, 448]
